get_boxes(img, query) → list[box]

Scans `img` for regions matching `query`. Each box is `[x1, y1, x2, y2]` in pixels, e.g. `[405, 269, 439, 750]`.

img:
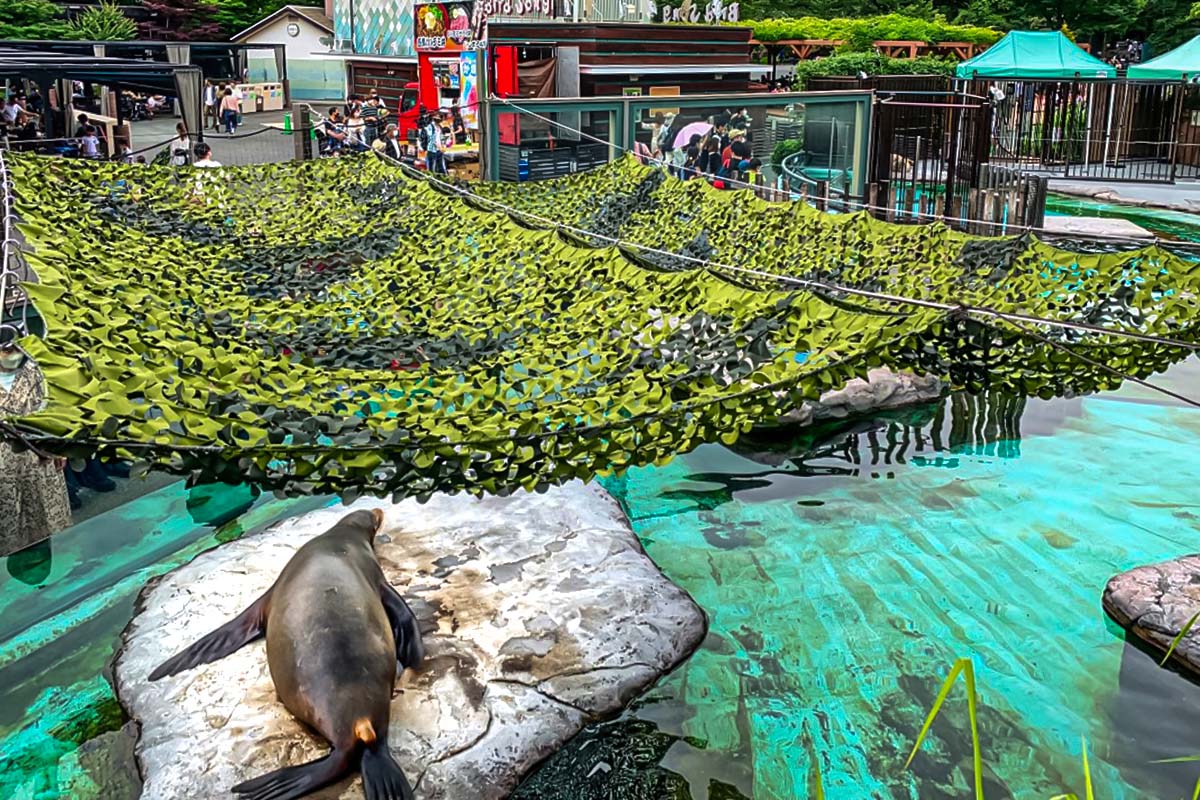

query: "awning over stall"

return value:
[1127, 34, 1200, 80]
[955, 31, 1116, 80]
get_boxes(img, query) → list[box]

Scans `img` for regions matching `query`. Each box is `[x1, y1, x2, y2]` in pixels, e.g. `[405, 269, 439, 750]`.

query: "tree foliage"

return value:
[139, 0, 221, 40]
[210, 0, 322, 38]
[741, 1, 1196, 54]
[0, 0, 74, 40]
[747, 15, 1002, 49]
[71, 1, 139, 40]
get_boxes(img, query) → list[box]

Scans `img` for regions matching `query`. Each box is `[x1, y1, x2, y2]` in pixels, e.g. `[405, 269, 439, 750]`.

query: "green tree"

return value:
[0, 0, 75, 39]
[71, 1, 139, 40]
[139, 0, 222, 40]
[210, 0, 322, 37]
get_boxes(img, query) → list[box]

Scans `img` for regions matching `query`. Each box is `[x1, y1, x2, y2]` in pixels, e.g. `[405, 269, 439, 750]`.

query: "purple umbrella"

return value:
[673, 121, 712, 150]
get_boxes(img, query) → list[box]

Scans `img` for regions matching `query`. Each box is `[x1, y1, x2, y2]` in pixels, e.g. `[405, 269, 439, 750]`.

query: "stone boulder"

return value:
[113, 482, 706, 800]
[776, 367, 943, 426]
[1103, 555, 1200, 675]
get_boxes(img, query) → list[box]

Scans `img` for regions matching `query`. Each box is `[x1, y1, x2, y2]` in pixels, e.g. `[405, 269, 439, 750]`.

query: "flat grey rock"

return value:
[1103, 554, 1200, 674]
[113, 482, 706, 800]
[777, 367, 943, 426]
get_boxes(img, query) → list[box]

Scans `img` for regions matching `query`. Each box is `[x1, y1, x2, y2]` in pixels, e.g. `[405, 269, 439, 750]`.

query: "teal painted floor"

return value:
[517, 360, 1200, 799]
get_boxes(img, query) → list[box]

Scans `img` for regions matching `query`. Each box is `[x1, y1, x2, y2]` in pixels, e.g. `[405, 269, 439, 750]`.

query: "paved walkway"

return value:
[128, 106, 334, 166]
[1048, 178, 1200, 214]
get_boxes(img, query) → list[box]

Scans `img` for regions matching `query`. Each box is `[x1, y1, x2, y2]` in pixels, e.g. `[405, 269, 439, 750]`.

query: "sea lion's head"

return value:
[334, 509, 386, 544]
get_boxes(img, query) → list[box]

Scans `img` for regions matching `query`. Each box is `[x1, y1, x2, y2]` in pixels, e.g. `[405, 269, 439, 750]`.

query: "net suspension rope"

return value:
[493, 96, 1200, 253]
[347, 120, 1200, 353]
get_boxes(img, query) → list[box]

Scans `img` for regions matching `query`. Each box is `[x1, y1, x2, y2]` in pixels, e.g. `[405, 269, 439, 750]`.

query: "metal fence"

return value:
[971, 78, 1200, 184]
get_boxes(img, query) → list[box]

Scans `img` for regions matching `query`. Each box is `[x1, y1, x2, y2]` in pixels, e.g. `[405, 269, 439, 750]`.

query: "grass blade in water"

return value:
[1161, 610, 1200, 666]
[905, 657, 984, 800]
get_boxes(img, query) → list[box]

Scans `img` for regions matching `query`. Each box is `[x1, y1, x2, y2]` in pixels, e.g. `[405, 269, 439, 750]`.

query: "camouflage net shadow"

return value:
[3, 154, 1197, 499]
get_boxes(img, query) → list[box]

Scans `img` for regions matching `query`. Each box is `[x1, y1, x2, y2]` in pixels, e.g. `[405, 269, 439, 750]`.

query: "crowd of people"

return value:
[638, 108, 763, 189]
[316, 94, 468, 174]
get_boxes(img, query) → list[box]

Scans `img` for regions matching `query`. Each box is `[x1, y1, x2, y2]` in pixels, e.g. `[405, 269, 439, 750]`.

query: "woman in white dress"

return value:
[171, 123, 190, 167]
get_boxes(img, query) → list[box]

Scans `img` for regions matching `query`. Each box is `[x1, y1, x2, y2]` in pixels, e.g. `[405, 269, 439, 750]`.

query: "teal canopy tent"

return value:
[955, 31, 1116, 80]
[1127, 35, 1200, 80]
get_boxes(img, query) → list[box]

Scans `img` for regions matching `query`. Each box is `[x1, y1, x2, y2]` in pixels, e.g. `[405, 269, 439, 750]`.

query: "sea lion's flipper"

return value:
[231, 748, 352, 800]
[361, 742, 416, 800]
[148, 588, 272, 680]
[380, 581, 424, 670]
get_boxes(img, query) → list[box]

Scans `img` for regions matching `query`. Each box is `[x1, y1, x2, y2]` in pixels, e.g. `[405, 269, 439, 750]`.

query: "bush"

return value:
[749, 14, 1002, 51]
[771, 138, 805, 168]
[790, 53, 957, 89]
[70, 1, 138, 40]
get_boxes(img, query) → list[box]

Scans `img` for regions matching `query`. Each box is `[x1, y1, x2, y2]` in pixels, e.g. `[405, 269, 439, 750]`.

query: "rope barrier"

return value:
[0, 146, 25, 341]
[372, 146, 1200, 353]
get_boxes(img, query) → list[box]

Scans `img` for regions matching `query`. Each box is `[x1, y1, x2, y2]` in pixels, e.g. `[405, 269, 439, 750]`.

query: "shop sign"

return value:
[470, 0, 553, 39]
[415, 2, 477, 51]
[652, 0, 739, 23]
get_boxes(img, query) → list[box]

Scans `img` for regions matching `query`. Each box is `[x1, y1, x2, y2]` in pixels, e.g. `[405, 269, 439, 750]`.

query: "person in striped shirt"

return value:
[361, 96, 381, 147]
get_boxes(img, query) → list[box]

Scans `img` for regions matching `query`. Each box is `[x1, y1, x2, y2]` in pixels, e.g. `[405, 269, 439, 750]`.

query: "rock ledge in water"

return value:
[776, 367, 943, 427]
[113, 482, 706, 800]
[1103, 554, 1200, 675]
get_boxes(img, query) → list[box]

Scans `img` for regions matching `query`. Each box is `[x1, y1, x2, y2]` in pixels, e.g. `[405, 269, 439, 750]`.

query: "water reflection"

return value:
[665, 392, 1039, 515]
[518, 383, 1200, 800]
[5, 538, 51, 586]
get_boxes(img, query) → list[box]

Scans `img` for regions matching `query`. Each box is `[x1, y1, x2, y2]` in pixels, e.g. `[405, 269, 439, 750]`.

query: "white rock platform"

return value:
[113, 482, 706, 800]
[1103, 554, 1200, 675]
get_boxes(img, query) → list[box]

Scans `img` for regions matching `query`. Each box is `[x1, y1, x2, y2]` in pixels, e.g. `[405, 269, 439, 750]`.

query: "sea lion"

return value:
[149, 508, 424, 800]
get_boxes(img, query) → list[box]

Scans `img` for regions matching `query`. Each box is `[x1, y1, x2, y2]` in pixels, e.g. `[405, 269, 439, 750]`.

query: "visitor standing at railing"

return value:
[421, 111, 447, 175]
[346, 107, 367, 151]
[193, 142, 221, 168]
[79, 126, 100, 159]
[0, 343, 72, 558]
[362, 96, 381, 146]
[171, 123, 191, 167]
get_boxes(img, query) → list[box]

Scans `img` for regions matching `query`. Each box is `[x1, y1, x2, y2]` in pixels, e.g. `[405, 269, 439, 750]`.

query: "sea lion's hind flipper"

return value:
[361, 742, 415, 800]
[231, 748, 353, 800]
[148, 588, 272, 680]
[380, 581, 424, 670]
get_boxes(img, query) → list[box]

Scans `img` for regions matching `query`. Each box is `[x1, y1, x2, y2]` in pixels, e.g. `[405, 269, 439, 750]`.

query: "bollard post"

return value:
[294, 107, 313, 161]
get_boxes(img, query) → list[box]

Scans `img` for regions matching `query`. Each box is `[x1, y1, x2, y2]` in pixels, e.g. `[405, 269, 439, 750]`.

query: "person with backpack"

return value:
[420, 111, 446, 174]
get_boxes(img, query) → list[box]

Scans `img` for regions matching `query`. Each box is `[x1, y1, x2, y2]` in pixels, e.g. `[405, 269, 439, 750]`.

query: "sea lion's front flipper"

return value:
[380, 581, 424, 670]
[148, 588, 272, 680]
[231, 748, 353, 800]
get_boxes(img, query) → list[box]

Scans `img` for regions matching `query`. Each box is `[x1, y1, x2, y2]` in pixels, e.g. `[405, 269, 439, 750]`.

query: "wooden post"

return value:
[294, 107, 313, 161]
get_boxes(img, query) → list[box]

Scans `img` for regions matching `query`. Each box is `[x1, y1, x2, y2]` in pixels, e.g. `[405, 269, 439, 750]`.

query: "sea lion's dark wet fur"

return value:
[150, 508, 424, 800]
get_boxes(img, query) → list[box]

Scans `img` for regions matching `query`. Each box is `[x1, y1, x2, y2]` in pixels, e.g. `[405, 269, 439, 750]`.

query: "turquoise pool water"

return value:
[5, 364, 1200, 799]
[0, 482, 332, 799]
[1046, 194, 1200, 244]
[517, 360, 1200, 799]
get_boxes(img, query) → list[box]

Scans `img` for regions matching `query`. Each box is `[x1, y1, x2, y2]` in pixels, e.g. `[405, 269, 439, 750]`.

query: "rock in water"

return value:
[776, 367, 943, 426]
[1103, 555, 1200, 675]
[114, 482, 706, 800]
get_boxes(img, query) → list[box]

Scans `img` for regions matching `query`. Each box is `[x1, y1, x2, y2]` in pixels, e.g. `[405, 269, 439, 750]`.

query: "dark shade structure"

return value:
[0, 46, 204, 139]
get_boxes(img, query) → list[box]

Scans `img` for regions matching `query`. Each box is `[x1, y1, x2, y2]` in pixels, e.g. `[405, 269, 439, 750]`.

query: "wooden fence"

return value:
[962, 164, 1048, 235]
